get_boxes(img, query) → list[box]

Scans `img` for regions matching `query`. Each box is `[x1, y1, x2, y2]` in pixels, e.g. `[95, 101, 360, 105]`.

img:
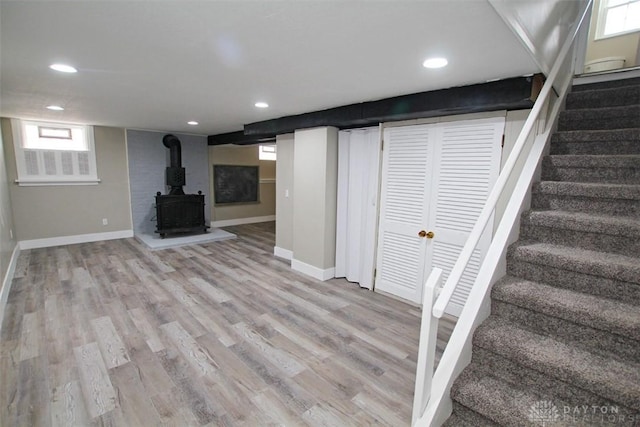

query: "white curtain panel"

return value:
[335, 127, 381, 289]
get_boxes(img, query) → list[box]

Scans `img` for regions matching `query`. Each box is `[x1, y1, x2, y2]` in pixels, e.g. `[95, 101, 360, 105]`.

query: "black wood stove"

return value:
[155, 134, 209, 238]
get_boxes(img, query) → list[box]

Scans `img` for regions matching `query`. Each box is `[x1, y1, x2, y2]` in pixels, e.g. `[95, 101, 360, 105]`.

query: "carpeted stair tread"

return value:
[522, 210, 640, 239]
[492, 276, 640, 341]
[541, 155, 640, 184]
[473, 317, 640, 410]
[533, 181, 640, 199]
[450, 368, 549, 426]
[509, 242, 640, 284]
[571, 76, 640, 91]
[550, 129, 640, 155]
[445, 77, 640, 426]
[443, 403, 500, 427]
[532, 181, 640, 217]
[566, 84, 640, 109]
[552, 128, 640, 143]
[558, 105, 640, 131]
[520, 210, 640, 256]
[543, 154, 640, 168]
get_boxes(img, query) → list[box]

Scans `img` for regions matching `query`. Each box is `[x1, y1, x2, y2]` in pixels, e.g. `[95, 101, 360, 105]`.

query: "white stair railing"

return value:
[411, 268, 442, 426]
[412, 2, 593, 425]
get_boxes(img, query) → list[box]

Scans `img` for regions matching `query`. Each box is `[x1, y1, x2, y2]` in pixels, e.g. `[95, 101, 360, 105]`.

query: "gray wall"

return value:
[127, 130, 210, 234]
[209, 144, 276, 222]
[275, 134, 294, 252]
[2, 120, 132, 240]
[0, 121, 17, 292]
[292, 127, 338, 271]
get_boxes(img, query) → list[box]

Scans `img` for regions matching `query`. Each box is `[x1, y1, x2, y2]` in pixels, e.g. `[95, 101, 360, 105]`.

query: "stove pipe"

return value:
[162, 134, 185, 195]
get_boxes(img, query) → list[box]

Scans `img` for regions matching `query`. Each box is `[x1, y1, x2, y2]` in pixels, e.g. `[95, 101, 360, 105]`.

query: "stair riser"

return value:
[443, 403, 500, 427]
[558, 116, 640, 131]
[572, 77, 640, 92]
[519, 223, 640, 257]
[566, 88, 640, 110]
[550, 140, 640, 155]
[541, 165, 640, 185]
[470, 347, 639, 416]
[531, 193, 640, 217]
[491, 300, 639, 362]
[506, 259, 640, 305]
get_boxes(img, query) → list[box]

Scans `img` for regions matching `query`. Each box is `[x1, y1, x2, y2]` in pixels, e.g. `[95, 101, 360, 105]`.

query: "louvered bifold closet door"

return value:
[375, 125, 435, 303]
[426, 117, 505, 316]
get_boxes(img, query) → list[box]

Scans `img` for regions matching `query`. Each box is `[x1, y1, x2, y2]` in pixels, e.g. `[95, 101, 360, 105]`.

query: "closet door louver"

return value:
[427, 117, 504, 315]
[375, 116, 504, 312]
[375, 125, 434, 303]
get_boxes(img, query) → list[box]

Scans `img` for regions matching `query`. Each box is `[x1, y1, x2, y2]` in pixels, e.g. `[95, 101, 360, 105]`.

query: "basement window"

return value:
[259, 144, 277, 161]
[11, 119, 99, 186]
[596, 0, 640, 39]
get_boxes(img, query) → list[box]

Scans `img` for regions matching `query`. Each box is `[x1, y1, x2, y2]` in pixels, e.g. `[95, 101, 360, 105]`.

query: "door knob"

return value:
[418, 230, 435, 239]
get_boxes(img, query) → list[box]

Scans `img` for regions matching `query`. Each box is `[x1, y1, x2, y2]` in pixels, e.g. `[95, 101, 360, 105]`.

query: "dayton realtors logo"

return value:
[528, 400, 560, 426]
[528, 401, 640, 425]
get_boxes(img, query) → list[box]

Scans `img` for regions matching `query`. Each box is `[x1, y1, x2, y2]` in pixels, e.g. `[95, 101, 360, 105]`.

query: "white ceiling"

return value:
[0, 1, 539, 137]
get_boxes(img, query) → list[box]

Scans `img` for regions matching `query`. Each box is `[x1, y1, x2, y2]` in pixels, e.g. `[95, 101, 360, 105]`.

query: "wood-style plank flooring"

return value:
[0, 222, 455, 426]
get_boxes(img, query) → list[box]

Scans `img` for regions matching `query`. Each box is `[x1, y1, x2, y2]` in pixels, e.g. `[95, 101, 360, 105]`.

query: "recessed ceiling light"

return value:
[422, 57, 448, 69]
[49, 63, 78, 73]
[255, 102, 269, 108]
[187, 121, 199, 125]
[46, 105, 64, 111]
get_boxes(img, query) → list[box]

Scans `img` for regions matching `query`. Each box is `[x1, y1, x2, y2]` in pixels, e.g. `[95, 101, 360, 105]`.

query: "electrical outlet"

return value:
[9, 229, 13, 240]
[102, 218, 108, 226]
[285, 189, 289, 198]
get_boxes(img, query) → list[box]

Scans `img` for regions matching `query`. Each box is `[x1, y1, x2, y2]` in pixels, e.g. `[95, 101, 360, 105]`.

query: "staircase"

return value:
[444, 77, 640, 426]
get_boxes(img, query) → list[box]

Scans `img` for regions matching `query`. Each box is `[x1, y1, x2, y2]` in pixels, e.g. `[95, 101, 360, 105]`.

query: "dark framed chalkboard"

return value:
[213, 165, 259, 204]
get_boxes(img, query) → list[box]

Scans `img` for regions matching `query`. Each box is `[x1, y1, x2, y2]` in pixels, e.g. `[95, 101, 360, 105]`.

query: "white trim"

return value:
[273, 246, 293, 260]
[291, 258, 335, 281]
[211, 215, 275, 228]
[595, 0, 640, 40]
[19, 229, 134, 250]
[11, 119, 99, 184]
[16, 179, 100, 186]
[0, 244, 21, 335]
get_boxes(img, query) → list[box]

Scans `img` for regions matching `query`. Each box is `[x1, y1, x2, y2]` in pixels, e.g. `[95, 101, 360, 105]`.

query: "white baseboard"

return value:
[273, 246, 293, 260]
[0, 244, 21, 335]
[291, 258, 335, 281]
[19, 229, 134, 250]
[211, 215, 276, 228]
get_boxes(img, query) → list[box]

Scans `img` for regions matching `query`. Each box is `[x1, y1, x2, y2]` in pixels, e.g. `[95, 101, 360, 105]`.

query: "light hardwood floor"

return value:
[0, 222, 455, 426]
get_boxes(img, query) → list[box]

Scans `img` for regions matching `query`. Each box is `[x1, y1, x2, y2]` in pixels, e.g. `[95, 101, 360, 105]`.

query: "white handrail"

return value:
[432, 1, 593, 319]
[412, 268, 442, 426]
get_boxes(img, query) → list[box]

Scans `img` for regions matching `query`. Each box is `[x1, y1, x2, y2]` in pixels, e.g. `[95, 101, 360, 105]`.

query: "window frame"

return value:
[11, 118, 100, 186]
[595, 0, 640, 40]
[258, 144, 277, 161]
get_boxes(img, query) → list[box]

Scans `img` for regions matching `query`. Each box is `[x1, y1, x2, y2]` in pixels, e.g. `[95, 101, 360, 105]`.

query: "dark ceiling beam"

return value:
[208, 130, 275, 146]
[208, 75, 542, 144]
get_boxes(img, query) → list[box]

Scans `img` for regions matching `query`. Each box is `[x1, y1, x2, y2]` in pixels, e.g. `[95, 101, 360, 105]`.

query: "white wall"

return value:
[489, 0, 589, 75]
